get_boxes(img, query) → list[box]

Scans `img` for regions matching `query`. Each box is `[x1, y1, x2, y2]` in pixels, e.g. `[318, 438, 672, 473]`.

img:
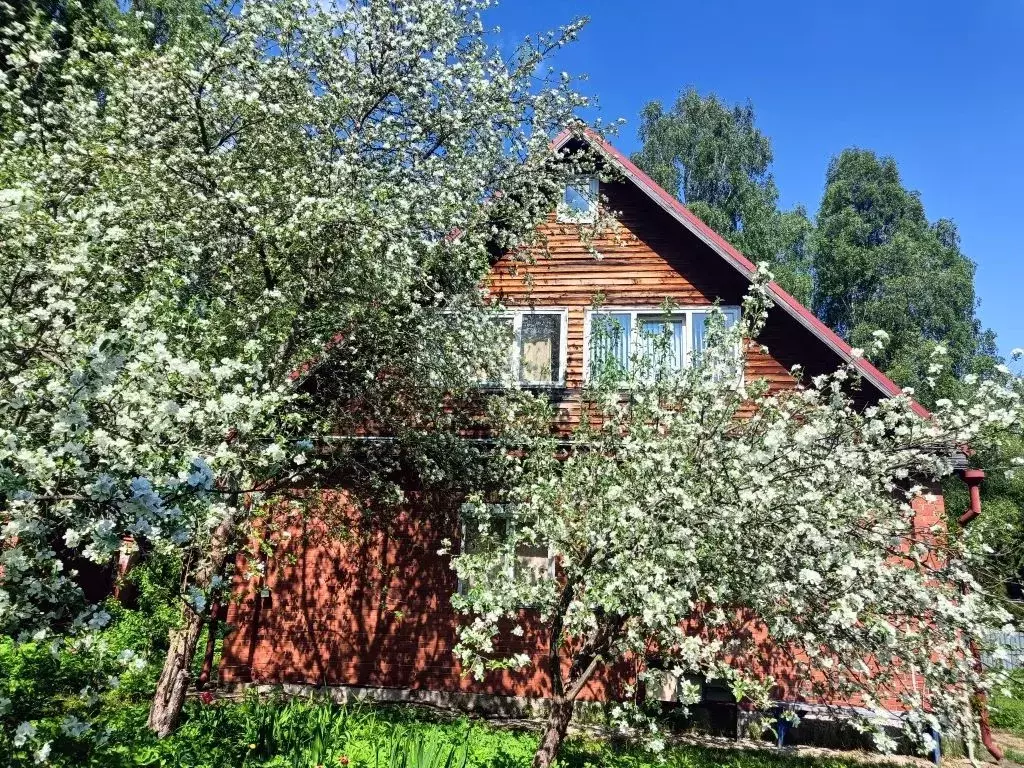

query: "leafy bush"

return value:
[375, 726, 469, 768]
[0, 686, 887, 768]
[0, 553, 190, 766]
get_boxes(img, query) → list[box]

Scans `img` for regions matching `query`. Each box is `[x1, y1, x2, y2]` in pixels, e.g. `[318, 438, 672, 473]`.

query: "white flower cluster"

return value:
[0, 0, 599, 740]
[453, 276, 1024, 755]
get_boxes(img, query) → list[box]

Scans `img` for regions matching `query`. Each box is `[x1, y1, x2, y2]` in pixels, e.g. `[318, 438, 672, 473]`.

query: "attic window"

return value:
[586, 307, 741, 380]
[558, 177, 598, 223]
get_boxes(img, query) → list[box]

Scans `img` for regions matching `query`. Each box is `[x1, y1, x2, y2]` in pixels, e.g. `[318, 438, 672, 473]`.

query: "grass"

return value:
[11, 694, 888, 768]
[991, 669, 1024, 738]
[992, 695, 1024, 738]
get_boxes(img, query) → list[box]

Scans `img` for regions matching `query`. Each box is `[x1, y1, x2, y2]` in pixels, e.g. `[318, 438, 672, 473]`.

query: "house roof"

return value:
[553, 128, 930, 419]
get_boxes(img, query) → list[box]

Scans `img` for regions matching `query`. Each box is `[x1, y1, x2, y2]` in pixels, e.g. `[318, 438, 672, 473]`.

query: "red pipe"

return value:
[958, 469, 985, 527]
[957, 469, 1003, 761]
[969, 637, 1004, 761]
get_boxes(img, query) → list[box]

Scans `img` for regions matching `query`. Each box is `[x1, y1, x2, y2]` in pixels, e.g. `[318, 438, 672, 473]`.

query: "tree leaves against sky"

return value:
[631, 88, 813, 305]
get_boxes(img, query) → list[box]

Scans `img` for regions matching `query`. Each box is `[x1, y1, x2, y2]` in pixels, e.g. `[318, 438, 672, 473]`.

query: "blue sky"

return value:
[487, 0, 1023, 361]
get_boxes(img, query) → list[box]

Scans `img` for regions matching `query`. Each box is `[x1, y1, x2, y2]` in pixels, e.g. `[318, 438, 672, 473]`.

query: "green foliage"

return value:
[0, 553, 185, 764]
[991, 696, 1024, 738]
[376, 726, 469, 768]
[989, 671, 1024, 737]
[239, 695, 363, 767]
[0, 694, 884, 768]
[943, 432, 1024, 609]
[812, 148, 999, 405]
[631, 88, 813, 304]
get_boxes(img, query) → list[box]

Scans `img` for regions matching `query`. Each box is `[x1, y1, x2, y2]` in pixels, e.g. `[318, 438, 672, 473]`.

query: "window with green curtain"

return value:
[638, 315, 685, 374]
[589, 312, 631, 376]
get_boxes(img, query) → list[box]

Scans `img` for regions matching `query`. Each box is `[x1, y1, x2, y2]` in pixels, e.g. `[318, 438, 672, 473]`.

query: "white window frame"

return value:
[557, 176, 599, 224]
[491, 308, 569, 387]
[457, 503, 556, 596]
[582, 306, 742, 381]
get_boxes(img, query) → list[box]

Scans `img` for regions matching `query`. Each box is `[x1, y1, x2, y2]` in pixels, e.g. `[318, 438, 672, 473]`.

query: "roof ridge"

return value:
[552, 128, 929, 419]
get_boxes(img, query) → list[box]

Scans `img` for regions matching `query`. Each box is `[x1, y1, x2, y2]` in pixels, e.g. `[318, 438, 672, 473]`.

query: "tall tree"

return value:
[812, 149, 998, 405]
[632, 89, 812, 303]
[811, 150, 1018, 616]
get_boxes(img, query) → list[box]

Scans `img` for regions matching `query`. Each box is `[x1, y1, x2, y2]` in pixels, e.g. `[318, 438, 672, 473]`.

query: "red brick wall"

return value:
[220, 486, 946, 711]
[219, 491, 629, 702]
[911, 485, 946, 532]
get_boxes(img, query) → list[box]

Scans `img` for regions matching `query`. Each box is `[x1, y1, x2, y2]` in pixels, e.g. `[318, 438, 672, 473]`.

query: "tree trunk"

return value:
[147, 610, 205, 737]
[532, 697, 574, 768]
[148, 514, 237, 736]
[196, 596, 220, 689]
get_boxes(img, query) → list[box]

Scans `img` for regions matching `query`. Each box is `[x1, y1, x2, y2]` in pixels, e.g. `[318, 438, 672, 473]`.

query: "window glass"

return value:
[589, 312, 631, 377]
[559, 177, 598, 222]
[692, 313, 707, 359]
[586, 307, 741, 381]
[462, 515, 509, 555]
[638, 315, 685, 374]
[519, 313, 562, 384]
[515, 541, 552, 583]
[459, 505, 551, 594]
[692, 309, 739, 361]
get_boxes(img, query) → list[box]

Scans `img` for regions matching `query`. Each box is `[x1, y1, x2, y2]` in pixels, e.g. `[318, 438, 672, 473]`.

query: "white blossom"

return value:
[453, 276, 1024, 754]
[0, 0, 594, 661]
[13, 721, 35, 747]
[33, 742, 51, 764]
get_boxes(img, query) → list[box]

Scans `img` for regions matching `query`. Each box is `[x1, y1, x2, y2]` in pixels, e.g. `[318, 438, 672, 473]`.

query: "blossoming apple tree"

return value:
[0, 0, 601, 738]
[453, 273, 1024, 768]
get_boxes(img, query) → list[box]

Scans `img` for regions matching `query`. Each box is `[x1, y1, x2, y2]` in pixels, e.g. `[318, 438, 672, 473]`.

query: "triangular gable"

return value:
[553, 129, 929, 419]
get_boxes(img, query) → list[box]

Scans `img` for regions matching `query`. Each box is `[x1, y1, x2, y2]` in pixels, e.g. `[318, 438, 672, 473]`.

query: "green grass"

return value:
[3, 694, 887, 768]
[990, 669, 1024, 738]
[992, 695, 1024, 738]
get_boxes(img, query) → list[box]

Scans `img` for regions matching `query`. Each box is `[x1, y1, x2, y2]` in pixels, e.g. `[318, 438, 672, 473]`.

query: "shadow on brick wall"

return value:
[220, 490, 571, 702]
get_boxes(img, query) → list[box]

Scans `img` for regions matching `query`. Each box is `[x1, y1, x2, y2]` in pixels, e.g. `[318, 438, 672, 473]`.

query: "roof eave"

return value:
[552, 129, 929, 419]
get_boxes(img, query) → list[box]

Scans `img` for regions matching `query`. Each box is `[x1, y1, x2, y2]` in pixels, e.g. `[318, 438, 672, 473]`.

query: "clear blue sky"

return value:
[487, 0, 1023, 362]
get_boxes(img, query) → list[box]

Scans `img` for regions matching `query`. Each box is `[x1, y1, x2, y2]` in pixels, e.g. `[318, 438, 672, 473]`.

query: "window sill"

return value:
[474, 382, 569, 391]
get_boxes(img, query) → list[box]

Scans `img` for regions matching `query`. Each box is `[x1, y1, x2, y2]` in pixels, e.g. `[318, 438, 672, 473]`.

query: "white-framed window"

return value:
[457, 503, 555, 596]
[487, 308, 568, 387]
[583, 306, 741, 380]
[557, 176, 599, 223]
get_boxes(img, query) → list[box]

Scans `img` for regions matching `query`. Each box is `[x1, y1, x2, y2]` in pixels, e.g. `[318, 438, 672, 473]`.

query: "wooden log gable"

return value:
[483, 132, 921, 430]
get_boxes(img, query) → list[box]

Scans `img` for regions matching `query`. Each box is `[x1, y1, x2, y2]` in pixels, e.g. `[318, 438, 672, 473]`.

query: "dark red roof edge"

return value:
[553, 128, 930, 419]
